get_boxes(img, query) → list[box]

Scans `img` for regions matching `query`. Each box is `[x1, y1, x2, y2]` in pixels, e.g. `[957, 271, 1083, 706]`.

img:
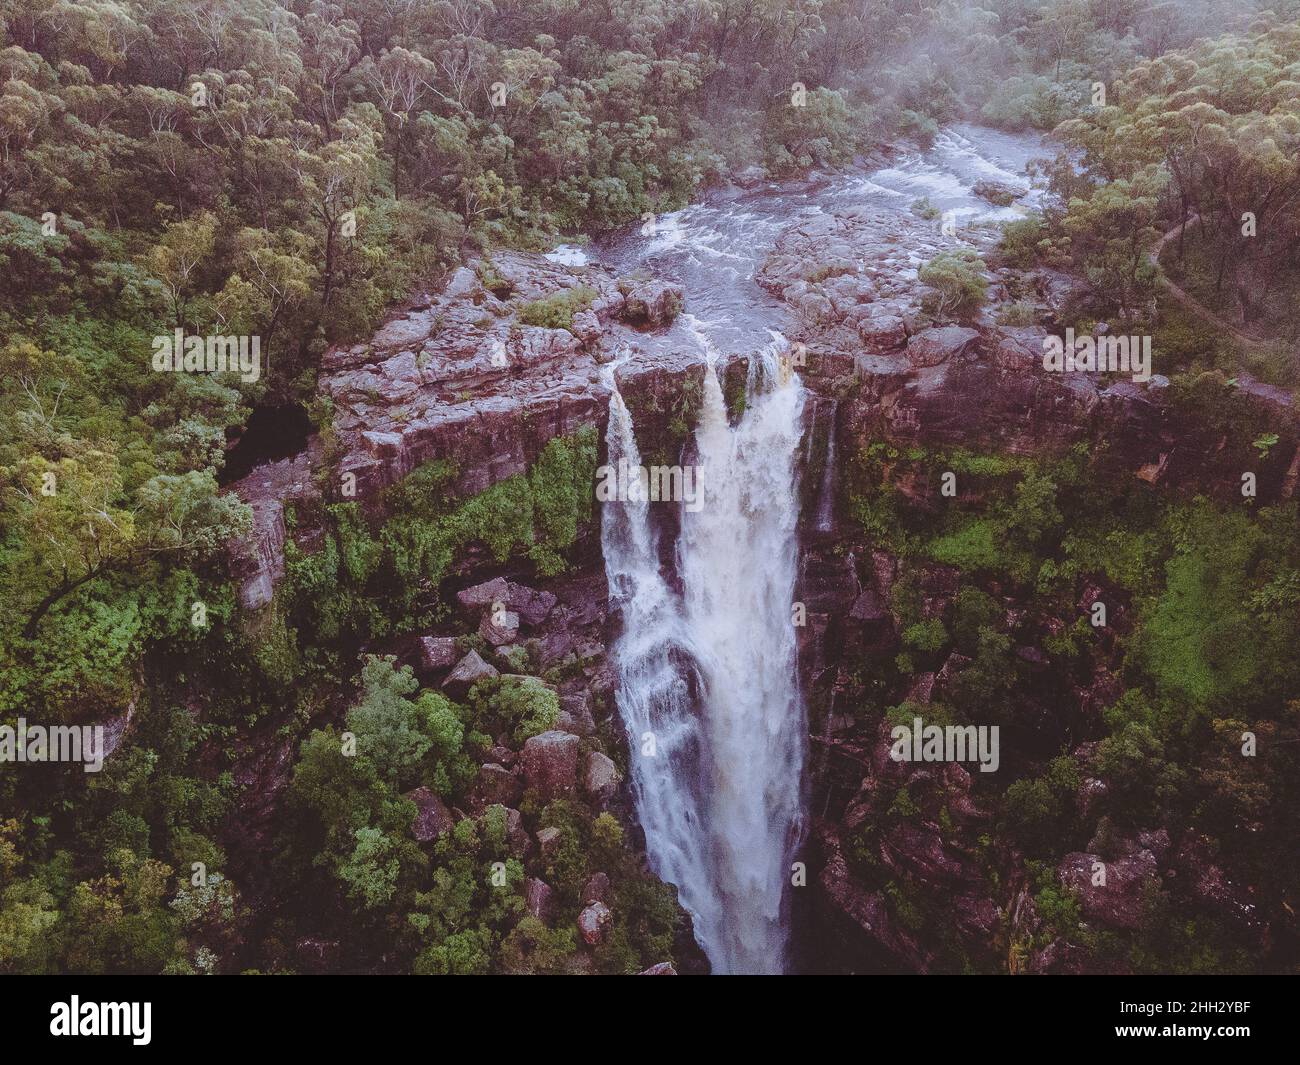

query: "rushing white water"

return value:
[601, 337, 807, 974]
[594, 127, 1048, 972]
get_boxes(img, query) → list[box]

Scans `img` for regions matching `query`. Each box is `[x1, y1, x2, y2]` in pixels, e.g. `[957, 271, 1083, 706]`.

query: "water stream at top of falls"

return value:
[593, 126, 1048, 974]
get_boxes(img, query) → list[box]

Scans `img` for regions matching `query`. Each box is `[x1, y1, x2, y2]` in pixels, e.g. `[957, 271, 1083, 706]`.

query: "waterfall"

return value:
[601, 336, 808, 974]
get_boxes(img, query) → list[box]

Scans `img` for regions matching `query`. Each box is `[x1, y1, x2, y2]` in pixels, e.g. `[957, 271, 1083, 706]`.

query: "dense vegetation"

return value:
[842, 432, 1300, 970]
[2, 0, 1298, 973]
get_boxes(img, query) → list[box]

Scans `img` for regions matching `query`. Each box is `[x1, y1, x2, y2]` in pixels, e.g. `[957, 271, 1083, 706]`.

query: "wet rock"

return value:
[442, 650, 499, 699]
[226, 447, 319, 610]
[972, 180, 1022, 206]
[619, 279, 683, 326]
[818, 833, 933, 972]
[521, 730, 581, 801]
[638, 962, 678, 975]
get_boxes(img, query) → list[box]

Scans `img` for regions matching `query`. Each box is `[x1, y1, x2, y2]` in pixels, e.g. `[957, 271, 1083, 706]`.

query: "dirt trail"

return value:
[1149, 215, 1274, 355]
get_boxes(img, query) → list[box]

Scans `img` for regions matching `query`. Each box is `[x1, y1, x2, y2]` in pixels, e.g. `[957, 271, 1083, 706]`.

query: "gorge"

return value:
[7, 0, 1300, 985]
[221, 126, 1298, 973]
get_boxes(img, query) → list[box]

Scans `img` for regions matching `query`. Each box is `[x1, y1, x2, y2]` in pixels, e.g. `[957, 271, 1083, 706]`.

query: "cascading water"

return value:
[592, 124, 1047, 973]
[601, 336, 807, 974]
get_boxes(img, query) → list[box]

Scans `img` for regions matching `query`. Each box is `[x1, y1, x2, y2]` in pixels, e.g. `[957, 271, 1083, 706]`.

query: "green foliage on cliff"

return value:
[467, 676, 560, 746]
[844, 430, 1300, 973]
[284, 424, 598, 646]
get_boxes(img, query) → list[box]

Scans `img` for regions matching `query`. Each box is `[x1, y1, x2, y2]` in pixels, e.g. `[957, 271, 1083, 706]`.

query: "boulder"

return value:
[458, 577, 511, 611]
[474, 763, 522, 808]
[504, 807, 531, 857]
[638, 962, 678, 975]
[525, 878, 554, 922]
[521, 730, 581, 801]
[537, 825, 563, 862]
[1057, 842, 1161, 932]
[972, 179, 1022, 206]
[1173, 835, 1269, 947]
[620, 279, 682, 326]
[458, 578, 556, 626]
[571, 309, 602, 346]
[406, 786, 454, 843]
[442, 650, 498, 699]
[479, 606, 520, 646]
[417, 636, 459, 673]
[818, 837, 932, 971]
[857, 312, 908, 350]
[582, 872, 610, 905]
[583, 750, 621, 805]
[509, 584, 558, 627]
[578, 901, 613, 946]
[559, 691, 598, 735]
[905, 325, 980, 368]
[849, 588, 888, 622]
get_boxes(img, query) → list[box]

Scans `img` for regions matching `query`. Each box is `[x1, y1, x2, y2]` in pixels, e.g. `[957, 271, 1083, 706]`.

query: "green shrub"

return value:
[517, 286, 598, 330]
[919, 248, 988, 320]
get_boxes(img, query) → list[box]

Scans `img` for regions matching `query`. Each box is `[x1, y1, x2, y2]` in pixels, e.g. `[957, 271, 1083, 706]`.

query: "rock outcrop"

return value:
[521, 730, 581, 801]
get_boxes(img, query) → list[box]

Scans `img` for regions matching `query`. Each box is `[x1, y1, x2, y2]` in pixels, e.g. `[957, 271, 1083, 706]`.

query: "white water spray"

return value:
[601, 336, 807, 974]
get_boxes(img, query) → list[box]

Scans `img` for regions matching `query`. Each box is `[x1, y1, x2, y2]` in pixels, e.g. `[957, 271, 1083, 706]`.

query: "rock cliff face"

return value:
[226, 186, 1298, 974]
[321, 250, 691, 501]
